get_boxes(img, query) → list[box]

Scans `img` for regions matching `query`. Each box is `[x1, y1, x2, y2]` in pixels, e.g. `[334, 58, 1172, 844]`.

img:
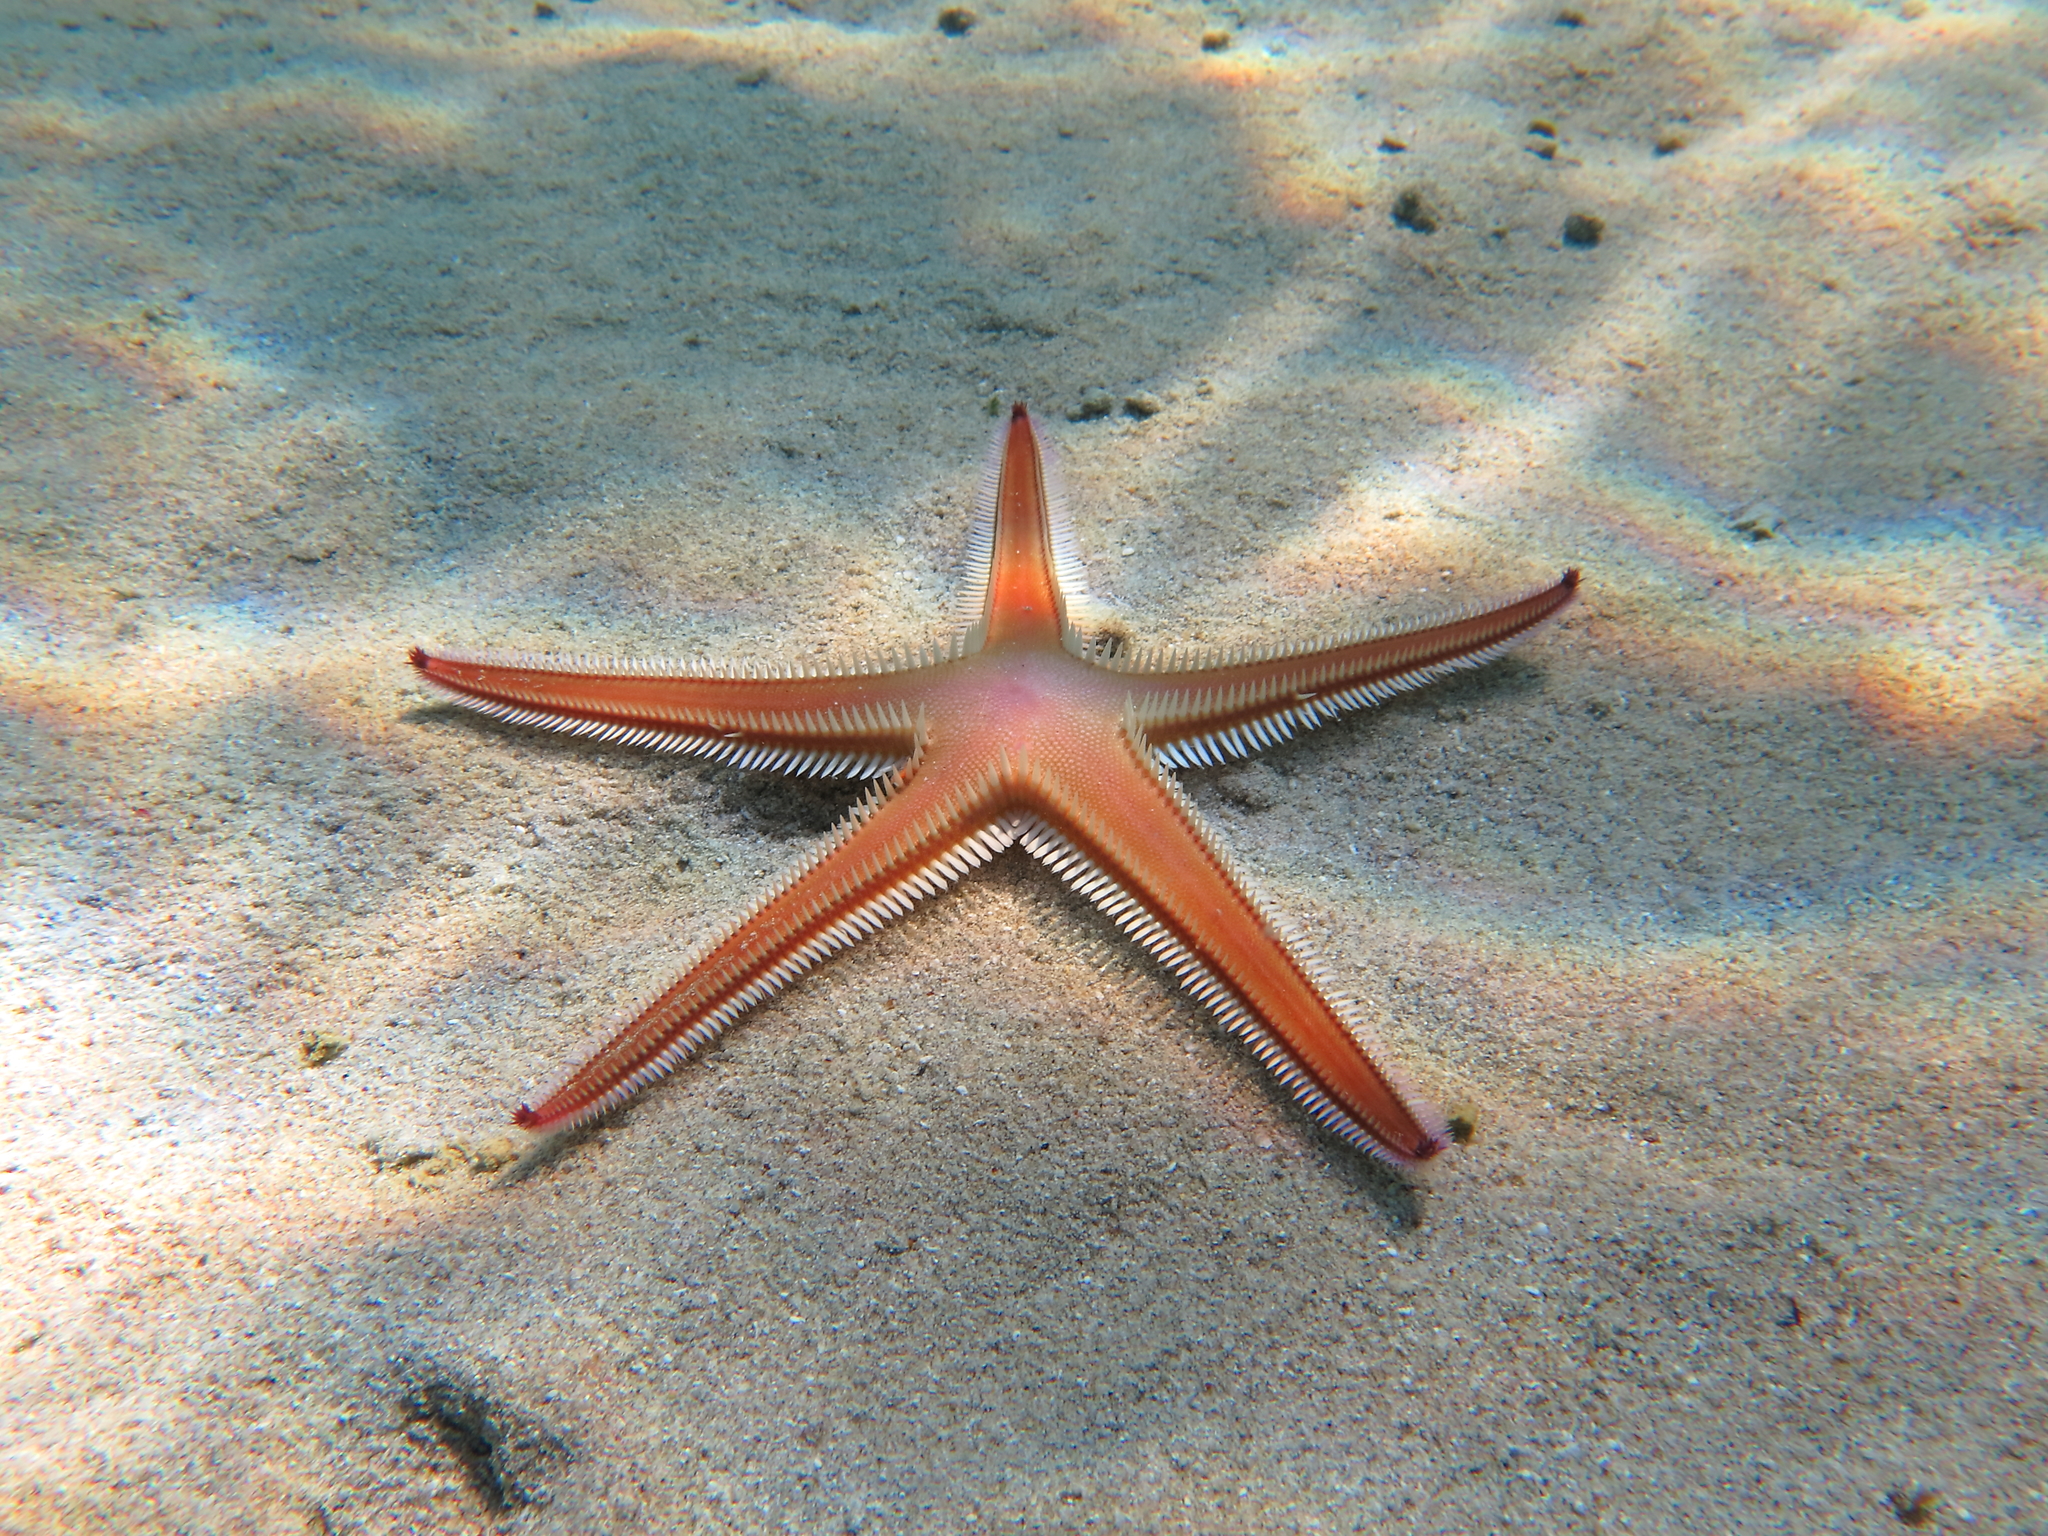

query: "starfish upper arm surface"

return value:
[408, 644, 938, 778]
[1120, 572, 1581, 769]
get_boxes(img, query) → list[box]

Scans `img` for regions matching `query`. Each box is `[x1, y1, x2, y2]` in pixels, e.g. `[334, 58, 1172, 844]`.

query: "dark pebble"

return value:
[1562, 212, 1604, 247]
[1391, 188, 1440, 234]
[937, 6, 976, 35]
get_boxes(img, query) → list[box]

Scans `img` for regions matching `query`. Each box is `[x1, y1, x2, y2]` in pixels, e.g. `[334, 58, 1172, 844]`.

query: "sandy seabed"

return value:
[1, 0, 2044, 1530]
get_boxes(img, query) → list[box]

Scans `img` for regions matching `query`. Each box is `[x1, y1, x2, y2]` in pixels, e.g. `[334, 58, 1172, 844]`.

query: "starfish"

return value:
[410, 406, 1578, 1164]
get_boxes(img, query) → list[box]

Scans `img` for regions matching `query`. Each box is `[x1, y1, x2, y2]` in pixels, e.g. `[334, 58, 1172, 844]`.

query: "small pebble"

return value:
[1562, 212, 1604, 247]
[300, 1030, 348, 1067]
[1200, 26, 1232, 50]
[1653, 132, 1687, 156]
[1391, 188, 1440, 234]
[1123, 393, 1162, 419]
[471, 1136, 520, 1173]
[936, 6, 975, 35]
[1555, 7, 1587, 23]
[1377, 135, 1408, 153]
[1068, 389, 1115, 422]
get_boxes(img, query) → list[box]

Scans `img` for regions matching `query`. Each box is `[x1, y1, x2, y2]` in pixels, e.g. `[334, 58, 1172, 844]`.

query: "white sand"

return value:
[1, 0, 2043, 1529]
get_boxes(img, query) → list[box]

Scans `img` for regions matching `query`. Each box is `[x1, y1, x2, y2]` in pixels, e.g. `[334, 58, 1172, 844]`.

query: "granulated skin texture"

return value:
[0, 1, 2042, 1530]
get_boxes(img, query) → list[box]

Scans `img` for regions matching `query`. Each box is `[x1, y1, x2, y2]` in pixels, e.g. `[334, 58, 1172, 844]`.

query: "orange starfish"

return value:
[410, 406, 1578, 1164]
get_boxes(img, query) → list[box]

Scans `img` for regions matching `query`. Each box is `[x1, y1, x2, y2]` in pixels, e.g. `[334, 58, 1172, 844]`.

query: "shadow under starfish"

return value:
[411, 405, 1579, 1166]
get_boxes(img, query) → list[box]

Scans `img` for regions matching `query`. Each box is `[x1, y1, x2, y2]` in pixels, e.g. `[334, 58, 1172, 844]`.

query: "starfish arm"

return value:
[407, 644, 953, 778]
[962, 404, 1095, 651]
[1118, 570, 1580, 769]
[512, 738, 1015, 1133]
[1011, 713, 1449, 1164]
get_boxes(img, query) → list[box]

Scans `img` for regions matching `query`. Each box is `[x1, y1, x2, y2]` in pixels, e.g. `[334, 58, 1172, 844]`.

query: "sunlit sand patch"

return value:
[1181, 38, 1363, 226]
[1914, 266, 2048, 404]
[0, 884, 417, 1338]
[0, 75, 472, 163]
[0, 203, 246, 404]
[1555, 469, 2047, 739]
[1850, 633, 2047, 750]
[354, 7, 889, 85]
[0, 302, 242, 404]
[1734, 4, 2043, 152]
[0, 602, 346, 745]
